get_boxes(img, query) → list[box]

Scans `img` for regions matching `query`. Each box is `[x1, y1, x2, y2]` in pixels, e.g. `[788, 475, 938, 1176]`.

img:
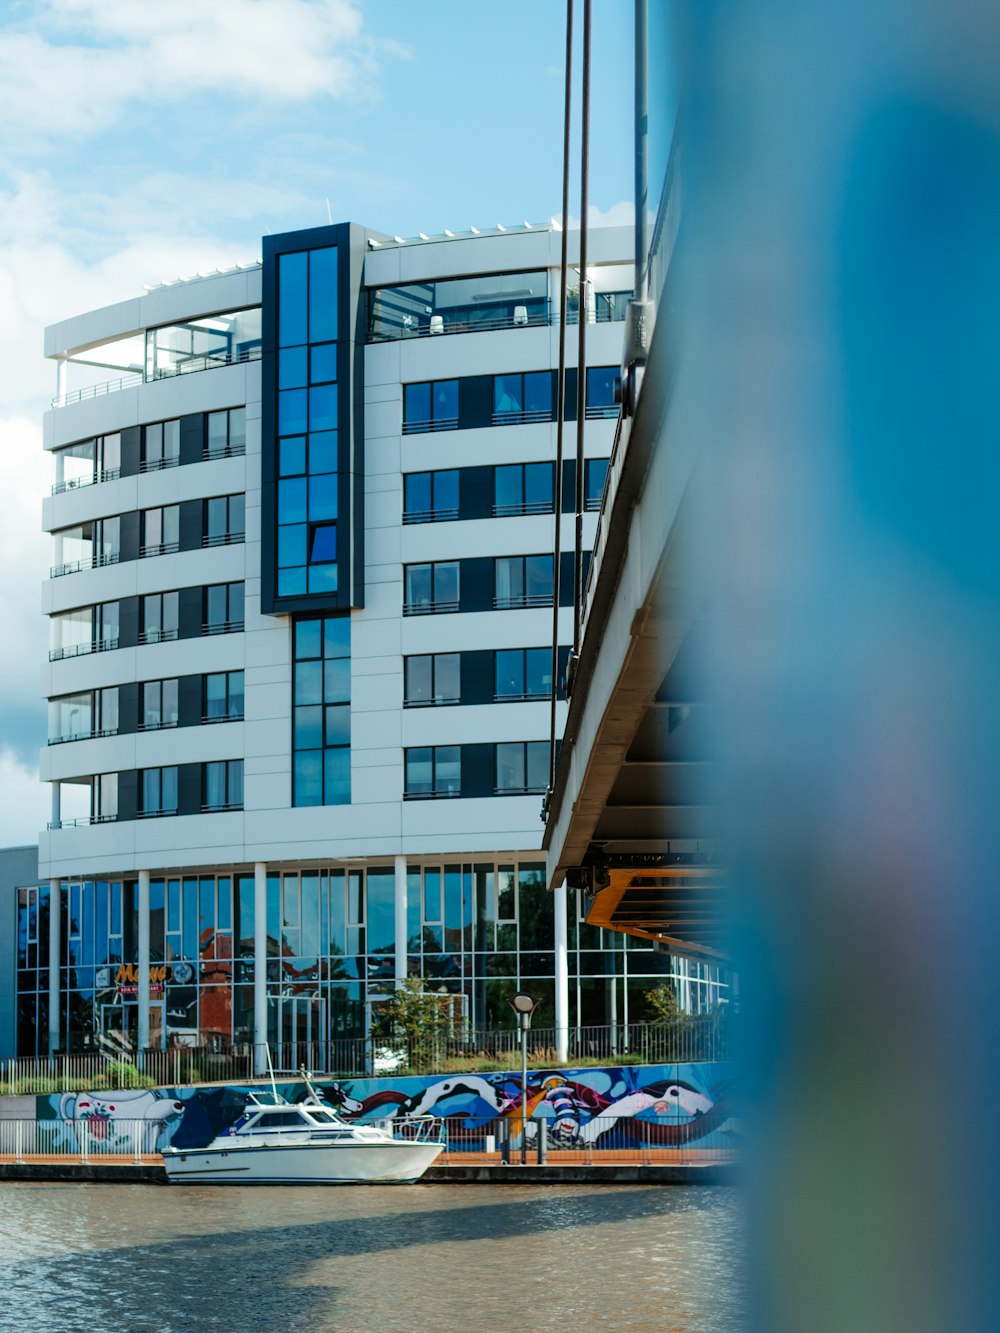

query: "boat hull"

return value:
[163, 1139, 443, 1185]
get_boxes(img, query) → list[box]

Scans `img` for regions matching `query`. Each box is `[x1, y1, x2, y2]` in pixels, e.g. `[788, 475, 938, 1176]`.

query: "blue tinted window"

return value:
[404, 382, 430, 424]
[278, 478, 307, 524]
[309, 247, 338, 343]
[586, 457, 609, 504]
[295, 661, 323, 705]
[278, 523, 307, 568]
[324, 747, 350, 804]
[496, 649, 524, 697]
[310, 523, 337, 563]
[494, 375, 522, 414]
[405, 473, 431, 515]
[494, 466, 521, 511]
[279, 388, 307, 436]
[433, 380, 458, 420]
[525, 463, 553, 507]
[296, 619, 322, 658]
[308, 564, 338, 593]
[526, 648, 551, 695]
[310, 343, 337, 383]
[524, 372, 552, 415]
[325, 656, 350, 702]
[279, 437, 306, 477]
[324, 617, 350, 658]
[325, 704, 349, 746]
[309, 430, 337, 473]
[309, 384, 337, 433]
[309, 473, 338, 521]
[279, 252, 308, 348]
[278, 567, 307, 597]
[295, 705, 323, 749]
[435, 471, 458, 511]
[278, 345, 307, 388]
[587, 366, 617, 408]
[294, 750, 322, 806]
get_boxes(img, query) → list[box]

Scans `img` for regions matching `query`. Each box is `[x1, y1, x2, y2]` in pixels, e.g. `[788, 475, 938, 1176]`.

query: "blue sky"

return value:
[0, 0, 637, 839]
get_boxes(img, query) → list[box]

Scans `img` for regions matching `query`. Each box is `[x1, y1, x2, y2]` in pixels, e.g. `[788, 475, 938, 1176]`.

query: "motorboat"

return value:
[162, 1078, 444, 1185]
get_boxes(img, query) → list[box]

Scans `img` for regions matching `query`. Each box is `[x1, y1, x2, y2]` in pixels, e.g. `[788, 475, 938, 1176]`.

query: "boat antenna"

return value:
[265, 1042, 279, 1103]
[299, 1066, 321, 1104]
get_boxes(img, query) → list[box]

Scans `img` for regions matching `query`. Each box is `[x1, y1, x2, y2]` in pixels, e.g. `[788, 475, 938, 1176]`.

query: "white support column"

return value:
[394, 855, 407, 987]
[554, 882, 569, 1065]
[50, 783, 61, 831]
[47, 880, 61, 1057]
[253, 862, 267, 1075]
[137, 870, 150, 1061]
[56, 356, 68, 403]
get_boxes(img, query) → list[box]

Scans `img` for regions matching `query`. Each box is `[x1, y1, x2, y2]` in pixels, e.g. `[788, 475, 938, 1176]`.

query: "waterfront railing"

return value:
[2, 1015, 735, 1096]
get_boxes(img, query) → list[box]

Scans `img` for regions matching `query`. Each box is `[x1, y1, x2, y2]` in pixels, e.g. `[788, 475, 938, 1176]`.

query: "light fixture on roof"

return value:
[393, 235, 405, 244]
[418, 231, 429, 240]
[523, 221, 532, 229]
[443, 229, 455, 237]
[550, 217, 563, 231]
[367, 238, 381, 248]
[496, 223, 507, 231]
[470, 226, 481, 235]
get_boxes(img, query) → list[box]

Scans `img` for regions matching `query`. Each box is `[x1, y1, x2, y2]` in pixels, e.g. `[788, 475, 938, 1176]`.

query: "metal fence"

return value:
[3, 1016, 735, 1096]
[439, 1113, 739, 1167]
[0, 1118, 157, 1162]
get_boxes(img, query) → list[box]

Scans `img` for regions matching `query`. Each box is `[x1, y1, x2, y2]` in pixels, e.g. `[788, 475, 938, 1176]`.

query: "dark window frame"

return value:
[402, 379, 459, 435]
[202, 582, 245, 635]
[494, 740, 550, 795]
[404, 745, 463, 800]
[493, 554, 554, 610]
[403, 653, 461, 707]
[203, 670, 245, 723]
[403, 561, 460, 615]
[202, 759, 244, 812]
[403, 469, 460, 524]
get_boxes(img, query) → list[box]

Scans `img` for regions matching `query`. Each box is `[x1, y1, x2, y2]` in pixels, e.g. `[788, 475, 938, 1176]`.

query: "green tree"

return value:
[644, 981, 681, 1025]
[371, 977, 450, 1073]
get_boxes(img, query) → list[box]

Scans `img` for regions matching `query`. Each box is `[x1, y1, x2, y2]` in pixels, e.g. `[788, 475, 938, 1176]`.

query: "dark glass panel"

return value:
[524, 462, 553, 508]
[278, 522, 307, 568]
[278, 250, 308, 347]
[324, 617, 350, 659]
[526, 555, 553, 599]
[308, 474, 337, 521]
[294, 705, 323, 749]
[406, 748, 433, 795]
[278, 477, 307, 525]
[436, 746, 461, 796]
[309, 246, 338, 343]
[405, 656, 432, 704]
[308, 430, 338, 473]
[433, 562, 459, 604]
[294, 750, 322, 806]
[295, 660, 323, 706]
[278, 345, 308, 389]
[404, 382, 430, 424]
[436, 653, 460, 702]
[433, 380, 458, 420]
[404, 473, 431, 515]
[279, 436, 306, 477]
[525, 647, 551, 696]
[494, 374, 522, 414]
[310, 343, 337, 384]
[324, 748, 350, 803]
[307, 564, 338, 593]
[278, 388, 308, 436]
[309, 384, 338, 433]
[278, 567, 307, 596]
[324, 704, 350, 746]
[435, 470, 458, 511]
[494, 465, 521, 511]
[295, 618, 323, 661]
[523, 371, 553, 415]
[495, 650, 524, 698]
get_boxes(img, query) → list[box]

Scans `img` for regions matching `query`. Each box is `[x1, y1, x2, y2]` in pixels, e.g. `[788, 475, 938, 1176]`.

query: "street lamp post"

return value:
[508, 991, 537, 1164]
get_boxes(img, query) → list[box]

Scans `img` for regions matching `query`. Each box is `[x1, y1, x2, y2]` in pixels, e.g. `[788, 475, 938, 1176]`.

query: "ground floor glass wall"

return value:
[14, 863, 730, 1055]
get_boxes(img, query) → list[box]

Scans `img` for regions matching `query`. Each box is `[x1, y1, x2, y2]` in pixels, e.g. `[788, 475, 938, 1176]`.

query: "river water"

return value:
[0, 1182, 744, 1332]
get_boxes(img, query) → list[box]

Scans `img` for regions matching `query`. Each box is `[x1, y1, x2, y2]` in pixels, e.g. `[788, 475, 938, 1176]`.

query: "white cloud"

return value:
[0, 747, 48, 845]
[0, 0, 390, 144]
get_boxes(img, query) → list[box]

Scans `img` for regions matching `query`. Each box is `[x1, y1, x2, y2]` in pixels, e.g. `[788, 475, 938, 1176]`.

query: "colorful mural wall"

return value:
[36, 1061, 737, 1154]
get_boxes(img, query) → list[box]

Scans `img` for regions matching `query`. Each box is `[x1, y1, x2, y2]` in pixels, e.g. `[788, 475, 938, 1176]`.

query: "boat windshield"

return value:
[306, 1109, 344, 1124]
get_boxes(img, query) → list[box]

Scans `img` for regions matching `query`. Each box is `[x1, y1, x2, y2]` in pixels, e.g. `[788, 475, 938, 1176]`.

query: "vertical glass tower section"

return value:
[261, 223, 365, 613]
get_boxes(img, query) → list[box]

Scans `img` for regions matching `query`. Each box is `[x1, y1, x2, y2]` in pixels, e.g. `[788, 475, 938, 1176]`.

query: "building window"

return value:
[402, 380, 459, 434]
[140, 679, 179, 730]
[140, 592, 179, 644]
[493, 371, 553, 425]
[404, 654, 461, 707]
[493, 555, 553, 609]
[369, 271, 548, 342]
[493, 463, 554, 517]
[204, 671, 244, 722]
[49, 603, 120, 660]
[495, 741, 550, 794]
[585, 367, 619, 419]
[204, 495, 245, 547]
[203, 582, 244, 635]
[92, 773, 118, 823]
[140, 766, 178, 817]
[141, 419, 181, 472]
[275, 245, 341, 600]
[205, 407, 247, 459]
[140, 505, 180, 557]
[52, 433, 121, 494]
[50, 516, 121, 577]
[48, 688, 118, 744]
[203, 760, 244, 811]
[495, 648, 552, 701]
[405, 746, 461, 798]
[403, 561, 460, 615]
[403, 470, 459, 524]
[585, 458, 609, 512]
[293, 616, 351, 807]
[146, 309, 261, 381]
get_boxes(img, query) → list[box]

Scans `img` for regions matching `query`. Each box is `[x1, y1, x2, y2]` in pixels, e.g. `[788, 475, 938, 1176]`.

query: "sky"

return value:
[0, 0, 636, 843]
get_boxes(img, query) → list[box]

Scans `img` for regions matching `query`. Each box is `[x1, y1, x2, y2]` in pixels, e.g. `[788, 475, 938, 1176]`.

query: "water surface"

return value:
[0, 1182, 744, 1332]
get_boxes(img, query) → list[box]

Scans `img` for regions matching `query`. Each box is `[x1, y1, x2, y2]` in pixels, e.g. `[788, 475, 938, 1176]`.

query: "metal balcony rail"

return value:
[402, 695, 460, 708]
[201, 711, 244, 724]
[403, 786, 462, 800]
[493, 784, 547, 796]
[48, 727, 117, 746]
[492, 500, 555, 517]
[46, 813, 117, 830]
[138, 455, 181, 474]
[401, 416, 459, 435]
[201, 619, 244, 636]
[136, 807, 179, 819]
[492, 593, 553, 610]
[200, 801, 243, 813]
[3, 1018, 735, 1095]
[139, 541, 180, 558]
[52, 347, 262, 408]
[403, 599, 460, 616]
[585, 403, 619, 420]
[203, 443, 247, 461]
[492, 690, 548, 703]
[50, 551, 120, 578]
[402, 507, 459, 525]
[138, 628, 179, 645]
[202, 532, 245, 547]
[368, 309, 551, 343]
[491, 408, 554, 427]
[49, 636, 119, 661]
[136, 719, 179, 732]
[52, 467, 122, 495]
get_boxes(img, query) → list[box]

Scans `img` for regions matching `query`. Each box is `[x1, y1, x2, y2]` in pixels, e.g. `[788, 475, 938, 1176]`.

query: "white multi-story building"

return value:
[16, 218, 726, 1066]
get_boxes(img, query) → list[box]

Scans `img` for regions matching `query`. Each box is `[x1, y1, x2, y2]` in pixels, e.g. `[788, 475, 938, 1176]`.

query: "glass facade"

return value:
[145, 308, 261, 381]
[369, 271, 549, 341]
[293, 615, 351, 806]
[15, 869, 728, 1055]
[275, 245, 341, 598]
